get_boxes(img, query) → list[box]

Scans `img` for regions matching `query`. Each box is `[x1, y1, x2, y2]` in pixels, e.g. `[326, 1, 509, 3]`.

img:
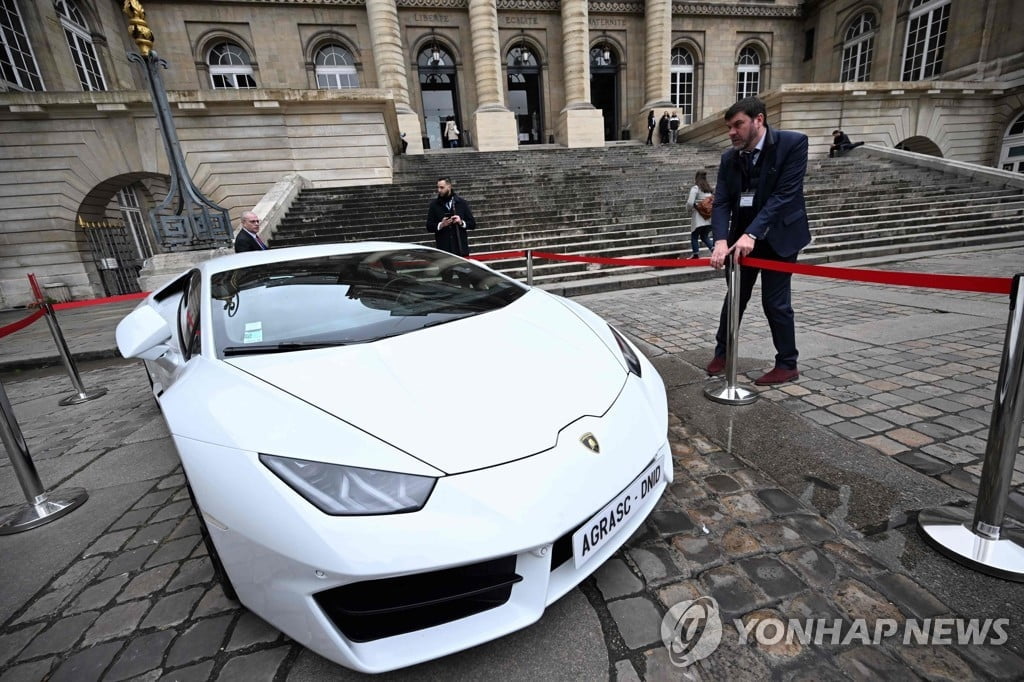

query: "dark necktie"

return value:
[253, 232, 267, 250]
[740, 150, 756, 173]
[740, 150, 755, 188]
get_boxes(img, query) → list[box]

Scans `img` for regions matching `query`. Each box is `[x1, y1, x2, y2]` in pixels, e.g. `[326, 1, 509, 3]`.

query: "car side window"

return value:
[177, 270, 203, 360]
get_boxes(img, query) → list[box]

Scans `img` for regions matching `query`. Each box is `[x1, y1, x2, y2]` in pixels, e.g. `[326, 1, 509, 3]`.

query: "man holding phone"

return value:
[426, 176, 476, 256]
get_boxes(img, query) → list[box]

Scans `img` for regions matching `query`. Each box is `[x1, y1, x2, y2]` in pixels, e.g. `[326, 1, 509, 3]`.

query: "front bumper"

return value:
[178, 381, 670, 673]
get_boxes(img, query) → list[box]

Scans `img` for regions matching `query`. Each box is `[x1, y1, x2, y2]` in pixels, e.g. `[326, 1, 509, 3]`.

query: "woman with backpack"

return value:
[686, 170, 714, 259]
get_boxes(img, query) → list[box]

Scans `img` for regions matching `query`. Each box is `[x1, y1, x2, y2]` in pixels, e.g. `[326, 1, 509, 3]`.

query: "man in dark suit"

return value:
[234, 212, 269, 253]
[706, 97, 811, 385]
[829, 129, 863, 157]
[425, 177, 476, 256]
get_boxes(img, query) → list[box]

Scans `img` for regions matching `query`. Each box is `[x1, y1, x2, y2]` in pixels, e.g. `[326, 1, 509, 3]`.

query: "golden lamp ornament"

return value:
[123, 0, 154, 56]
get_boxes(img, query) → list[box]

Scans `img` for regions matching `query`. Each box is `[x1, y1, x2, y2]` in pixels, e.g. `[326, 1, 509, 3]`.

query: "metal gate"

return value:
[78, 217, 142, 295]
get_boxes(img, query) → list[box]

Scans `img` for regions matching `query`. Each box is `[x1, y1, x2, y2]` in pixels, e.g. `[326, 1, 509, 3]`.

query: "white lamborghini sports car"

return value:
[116, 242, 670, 673]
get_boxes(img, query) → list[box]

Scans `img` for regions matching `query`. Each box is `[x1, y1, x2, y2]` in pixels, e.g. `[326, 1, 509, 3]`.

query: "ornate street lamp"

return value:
[121, 0, 232, 251]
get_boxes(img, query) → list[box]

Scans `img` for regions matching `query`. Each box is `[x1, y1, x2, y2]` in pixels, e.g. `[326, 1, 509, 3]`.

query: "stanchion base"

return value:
[0, 487, 88, 535]
[59, 387, 108, 406]
[703, 378, 759, 405]
[918, 506, 1024, 582]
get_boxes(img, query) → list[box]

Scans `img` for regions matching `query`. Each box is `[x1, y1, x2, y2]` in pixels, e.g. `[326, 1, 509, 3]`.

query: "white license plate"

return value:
[572, 460, 663, 569]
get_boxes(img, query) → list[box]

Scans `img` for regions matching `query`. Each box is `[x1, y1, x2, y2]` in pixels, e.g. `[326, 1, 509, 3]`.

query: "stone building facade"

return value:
[0, 0, 1022, 306]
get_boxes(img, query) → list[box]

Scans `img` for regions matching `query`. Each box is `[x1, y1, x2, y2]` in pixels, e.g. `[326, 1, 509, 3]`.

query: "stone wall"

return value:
[679, 81, 1021, 164]
[0, 89, 399, 308]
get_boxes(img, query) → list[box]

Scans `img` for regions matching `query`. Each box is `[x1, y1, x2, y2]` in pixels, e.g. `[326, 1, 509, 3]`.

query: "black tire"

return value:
[143, 364, 161, 410]
[185, 478, 239, 601]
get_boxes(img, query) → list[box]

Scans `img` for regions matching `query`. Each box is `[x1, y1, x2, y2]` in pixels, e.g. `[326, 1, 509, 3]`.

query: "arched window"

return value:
[999, 111, 1024, 173]
[208, 42, 257, 89]
[315, 44, 358, 89]
[418, 44, 454, 82]
[736, 47, 760, 101]
[55, 0, 106, 91]
[590, 44, 617, 67]
[670, 47, 695, 124]
[902, 0, 950, 81]
[841, 11, 876, 82]
[1, 0, 44, 91]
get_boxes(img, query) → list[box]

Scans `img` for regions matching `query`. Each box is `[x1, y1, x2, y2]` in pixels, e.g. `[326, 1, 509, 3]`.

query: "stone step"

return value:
[274, 145, 1024, 294]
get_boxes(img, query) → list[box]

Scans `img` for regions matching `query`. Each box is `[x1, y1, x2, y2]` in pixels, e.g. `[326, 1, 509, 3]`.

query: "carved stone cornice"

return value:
[671, 2, 803, 18]
[396, 0, 466, 7]
[174, 0, 803, 15]
[495, 0, 560, 10]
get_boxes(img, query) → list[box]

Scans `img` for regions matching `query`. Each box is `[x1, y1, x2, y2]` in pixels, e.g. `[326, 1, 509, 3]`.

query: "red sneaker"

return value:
[706, 355, 726, 375]
[754, 367, 799, 385]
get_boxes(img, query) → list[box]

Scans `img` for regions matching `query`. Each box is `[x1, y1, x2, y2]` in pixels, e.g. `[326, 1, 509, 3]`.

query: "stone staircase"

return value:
[271, 144, 1024, 295]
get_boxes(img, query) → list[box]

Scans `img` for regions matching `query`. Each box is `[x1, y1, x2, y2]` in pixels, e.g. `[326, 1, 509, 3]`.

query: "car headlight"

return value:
[259, 454, 436, 515]
[609, 325, 642, 377]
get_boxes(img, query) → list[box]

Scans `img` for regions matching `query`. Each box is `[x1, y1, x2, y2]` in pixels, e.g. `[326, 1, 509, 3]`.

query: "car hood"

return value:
[224, 291, 627, 475]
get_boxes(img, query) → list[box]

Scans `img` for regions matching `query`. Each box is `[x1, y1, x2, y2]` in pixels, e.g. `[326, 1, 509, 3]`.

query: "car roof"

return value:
[198, 241, 436, 277]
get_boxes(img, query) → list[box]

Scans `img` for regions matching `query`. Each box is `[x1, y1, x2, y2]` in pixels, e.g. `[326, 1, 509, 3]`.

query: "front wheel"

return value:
[185, 478, 238, 602]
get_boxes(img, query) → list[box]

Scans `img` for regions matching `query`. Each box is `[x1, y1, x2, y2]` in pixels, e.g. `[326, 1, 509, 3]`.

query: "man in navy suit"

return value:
[706, 97, 810, 385]
[234, 211, 269, 253]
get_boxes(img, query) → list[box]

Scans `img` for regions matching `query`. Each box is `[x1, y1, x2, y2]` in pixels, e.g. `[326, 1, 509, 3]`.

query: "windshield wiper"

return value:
[222, 341, 352, 356]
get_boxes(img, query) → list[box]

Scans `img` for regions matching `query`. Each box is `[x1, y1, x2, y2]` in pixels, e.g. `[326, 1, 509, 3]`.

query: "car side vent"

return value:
[315, 555, 521, 642]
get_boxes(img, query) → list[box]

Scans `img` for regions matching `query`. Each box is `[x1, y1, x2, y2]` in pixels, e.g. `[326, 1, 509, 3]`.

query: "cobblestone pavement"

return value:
[577, 247, 1024, 524]
[1, 248, 1023, 680]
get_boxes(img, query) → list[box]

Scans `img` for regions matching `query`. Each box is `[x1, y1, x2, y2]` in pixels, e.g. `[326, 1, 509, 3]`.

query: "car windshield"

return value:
[210, 249, 527, 357]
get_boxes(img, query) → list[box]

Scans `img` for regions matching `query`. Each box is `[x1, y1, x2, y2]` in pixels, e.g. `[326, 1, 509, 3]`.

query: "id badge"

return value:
[740, 191, 755, 208]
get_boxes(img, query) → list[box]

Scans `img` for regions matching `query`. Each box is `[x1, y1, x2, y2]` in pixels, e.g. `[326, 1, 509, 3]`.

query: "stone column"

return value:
[468, 0, 517, 151]
[366, 0, 424, 154]
[636, 0, 673, 138]
[558, 0, 604, 147]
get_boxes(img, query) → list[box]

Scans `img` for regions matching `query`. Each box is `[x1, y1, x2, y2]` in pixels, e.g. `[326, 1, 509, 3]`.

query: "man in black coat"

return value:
[829, 129, 863, 157]
[425, 177, 476, 256]
[234, 211, 269, 252]
[706, 97, 811, 386]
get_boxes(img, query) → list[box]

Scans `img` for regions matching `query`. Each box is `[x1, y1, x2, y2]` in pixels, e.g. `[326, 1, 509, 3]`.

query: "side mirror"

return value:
[116, 305, 172, 360]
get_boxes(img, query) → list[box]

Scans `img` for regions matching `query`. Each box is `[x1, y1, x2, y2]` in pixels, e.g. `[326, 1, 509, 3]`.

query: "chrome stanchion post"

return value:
[704, 251, 758, 405]
[0, 379, 88, 534]
[526, 249, 534, 287]
[27, 274, 107, 405]
[918, 273, 1024, 581]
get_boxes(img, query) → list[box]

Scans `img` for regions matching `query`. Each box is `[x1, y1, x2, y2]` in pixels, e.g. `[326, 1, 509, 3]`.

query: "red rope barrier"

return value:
[741, 257, 1012, 295]
[468, 249, 1012, 296]
[472, 250, 526, 262]
[53, 292, 148, 311]
[0, 309, 44, 340]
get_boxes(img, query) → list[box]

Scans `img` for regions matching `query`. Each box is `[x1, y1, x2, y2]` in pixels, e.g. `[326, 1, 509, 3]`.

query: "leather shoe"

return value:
[705, 355, 726, 375]
[754, 367, 799, 386]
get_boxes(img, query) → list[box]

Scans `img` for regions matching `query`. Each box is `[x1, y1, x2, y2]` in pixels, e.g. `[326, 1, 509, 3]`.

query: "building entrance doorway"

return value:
[507, 44, 543, 144]
[418, 44, 462, 150]
[590, 45, 619, 141]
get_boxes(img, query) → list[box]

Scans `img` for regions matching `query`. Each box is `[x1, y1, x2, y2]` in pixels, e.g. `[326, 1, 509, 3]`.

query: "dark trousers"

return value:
[714, 241, 799, 369]
[690, 226, 713, 254]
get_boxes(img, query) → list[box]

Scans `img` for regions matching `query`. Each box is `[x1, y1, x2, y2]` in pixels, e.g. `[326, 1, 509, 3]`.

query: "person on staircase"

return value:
[234, 211, 269, 253]
[646, 110, 656, 145]
[658, 112, 670, 145]
[685, 170, 714, 259]
[426, 177, 476, 257]
[444, 116, 460, 148]
[669, 112, 680, 143]
[829, 129, 863, 157]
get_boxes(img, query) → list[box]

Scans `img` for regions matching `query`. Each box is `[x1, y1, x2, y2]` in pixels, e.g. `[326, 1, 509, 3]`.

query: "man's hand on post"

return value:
[731, 233, 756, 259]
[709, 240, 730, 270]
